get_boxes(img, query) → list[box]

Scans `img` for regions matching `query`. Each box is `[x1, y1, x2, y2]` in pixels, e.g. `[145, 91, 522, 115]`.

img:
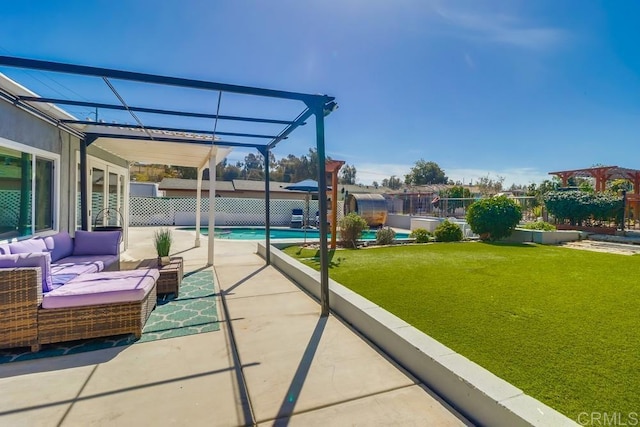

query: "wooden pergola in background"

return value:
[549, 166, 640, 221]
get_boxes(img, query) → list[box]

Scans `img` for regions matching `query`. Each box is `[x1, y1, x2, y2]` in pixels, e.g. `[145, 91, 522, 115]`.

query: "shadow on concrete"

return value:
[272, 315, 328, 426]
[220, 265, 268, 296]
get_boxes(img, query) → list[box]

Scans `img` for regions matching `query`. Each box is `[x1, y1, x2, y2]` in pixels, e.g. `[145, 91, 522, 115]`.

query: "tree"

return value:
[608, 179, 632, 194]
[372, 181, 379, 188]
[466, 196, 522, 241]
[440, 185, 472, 214]
[273, 154, 302, 182]
[340, 164, 357, 184]
[243, 153, 264, 180]
[382, 175, 402, 190]
[532, 179, 559, 201]
[221, 164, 241, 181]
[404, 160, 447, 185]
[174, 166, 197, 180]
[476, 174, 505, 196]
[272, 148, 333, 182]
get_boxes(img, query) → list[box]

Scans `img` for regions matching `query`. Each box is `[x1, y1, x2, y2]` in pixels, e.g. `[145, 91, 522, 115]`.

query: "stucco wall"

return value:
[0, 100, 128, 234]
[0, 101, 63, 153]
[0, 100, 70, 231]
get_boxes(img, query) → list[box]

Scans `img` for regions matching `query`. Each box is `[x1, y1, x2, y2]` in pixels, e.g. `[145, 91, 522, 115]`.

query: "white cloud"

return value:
[431, 4, 568, 51]
[224, 149, 252, 165]
[464, 52, 475, 69]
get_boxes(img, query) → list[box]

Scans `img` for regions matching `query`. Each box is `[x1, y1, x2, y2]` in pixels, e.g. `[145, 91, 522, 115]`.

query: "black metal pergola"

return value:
[0, 55, 337, 316]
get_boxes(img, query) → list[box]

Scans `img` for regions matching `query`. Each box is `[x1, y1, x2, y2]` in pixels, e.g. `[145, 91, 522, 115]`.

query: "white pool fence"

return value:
[129, 196, 345, 227]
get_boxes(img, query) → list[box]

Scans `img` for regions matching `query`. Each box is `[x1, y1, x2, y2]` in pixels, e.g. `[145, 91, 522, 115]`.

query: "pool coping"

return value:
[178, 226, 413, 242]
[258, 243, 578, 427]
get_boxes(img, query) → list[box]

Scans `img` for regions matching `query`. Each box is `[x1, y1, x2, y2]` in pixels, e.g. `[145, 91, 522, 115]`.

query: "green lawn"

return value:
[283, 242, 640, 421]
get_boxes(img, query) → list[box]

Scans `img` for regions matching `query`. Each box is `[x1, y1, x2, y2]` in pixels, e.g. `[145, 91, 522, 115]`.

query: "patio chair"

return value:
[291, 208, 304, 228]
[315, 211, 330, 228]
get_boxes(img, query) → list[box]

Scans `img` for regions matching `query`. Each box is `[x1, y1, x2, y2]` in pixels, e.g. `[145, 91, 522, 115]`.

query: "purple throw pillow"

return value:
[9, 238, 48, 254]
[0, 252, 54, 292]
[43, 232, 74, 262]
[73, 230, 121, 256]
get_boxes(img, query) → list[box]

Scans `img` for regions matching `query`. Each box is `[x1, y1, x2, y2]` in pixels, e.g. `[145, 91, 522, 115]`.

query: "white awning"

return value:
[77, 124, 231, 168]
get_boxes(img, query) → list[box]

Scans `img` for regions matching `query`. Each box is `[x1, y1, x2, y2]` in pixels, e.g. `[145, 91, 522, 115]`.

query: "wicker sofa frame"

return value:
[0, 267, 156, 352]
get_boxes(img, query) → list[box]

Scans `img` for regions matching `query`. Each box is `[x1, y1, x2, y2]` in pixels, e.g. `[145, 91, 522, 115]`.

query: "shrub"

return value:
[466, 196, 522, 241]
[544, 190, 623, 226]
[521, 221, 556, 231]
[339, 213, 368, 248]
[409, 228, 432, 243]
[434, 220, 463, 242]
[154, 228, 173, 257]
[376, 227, 396, 245]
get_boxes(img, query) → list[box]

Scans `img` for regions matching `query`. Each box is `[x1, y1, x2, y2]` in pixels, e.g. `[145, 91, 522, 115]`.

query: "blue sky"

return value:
[1, 0, 639, 187]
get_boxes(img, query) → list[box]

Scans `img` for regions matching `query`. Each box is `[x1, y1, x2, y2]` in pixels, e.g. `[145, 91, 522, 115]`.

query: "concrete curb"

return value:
[258, 243, 578, 427]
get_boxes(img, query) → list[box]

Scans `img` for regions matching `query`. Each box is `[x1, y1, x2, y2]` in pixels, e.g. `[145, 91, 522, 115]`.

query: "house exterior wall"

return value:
[0, 100, 69, 234]
[0, 101, 62, 153]
[0, 100, 128, 237]
[163, 189, 214, 198]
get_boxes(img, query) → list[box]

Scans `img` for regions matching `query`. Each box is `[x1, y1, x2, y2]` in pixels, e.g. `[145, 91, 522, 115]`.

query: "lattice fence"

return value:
[0, 190, 26, 229]
[129, 196, 344, 227]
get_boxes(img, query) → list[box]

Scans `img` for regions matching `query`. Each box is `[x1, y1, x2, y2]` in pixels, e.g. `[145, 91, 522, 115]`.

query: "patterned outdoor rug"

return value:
[0, 270, 220, 364]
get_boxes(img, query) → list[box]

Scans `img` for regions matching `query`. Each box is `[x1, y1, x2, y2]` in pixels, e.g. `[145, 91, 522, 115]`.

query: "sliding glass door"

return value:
[76, 156, 128, 247]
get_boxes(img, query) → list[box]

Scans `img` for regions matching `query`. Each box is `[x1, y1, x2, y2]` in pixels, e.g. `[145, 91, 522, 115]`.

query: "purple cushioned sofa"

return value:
[0, 231, 158, 352]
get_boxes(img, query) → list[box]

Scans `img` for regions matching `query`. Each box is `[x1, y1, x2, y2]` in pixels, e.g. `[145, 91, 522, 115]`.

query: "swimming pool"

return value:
[180, 227, 410, 241]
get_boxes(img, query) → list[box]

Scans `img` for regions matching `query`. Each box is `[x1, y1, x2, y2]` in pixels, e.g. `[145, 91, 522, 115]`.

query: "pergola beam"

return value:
[267, 107, 314, 149]
[0, 55, 324, 103]
[19, 96, 297, 126]
[83, 132, 264, 149]
[63, 120, 279, 140]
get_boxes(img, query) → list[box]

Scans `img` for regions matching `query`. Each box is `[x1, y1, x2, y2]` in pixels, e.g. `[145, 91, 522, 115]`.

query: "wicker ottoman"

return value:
[137, 257, 183, 297]
[38, 269, 159, 349]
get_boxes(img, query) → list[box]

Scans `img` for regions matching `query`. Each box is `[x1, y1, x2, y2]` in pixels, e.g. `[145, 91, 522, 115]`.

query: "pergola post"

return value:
[325, 160, 345, 249]
[314, 105, 330, 317]
[259, 146, 271, 265]
[195, 166, 204, 247]
[208, 154, 217, 266]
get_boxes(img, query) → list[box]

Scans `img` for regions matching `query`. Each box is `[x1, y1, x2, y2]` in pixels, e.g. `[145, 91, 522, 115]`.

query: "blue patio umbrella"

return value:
[284, 180, 331, 241]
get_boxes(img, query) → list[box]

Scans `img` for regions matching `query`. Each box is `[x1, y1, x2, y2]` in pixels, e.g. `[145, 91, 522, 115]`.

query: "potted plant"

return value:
[154, 228, 173, 266]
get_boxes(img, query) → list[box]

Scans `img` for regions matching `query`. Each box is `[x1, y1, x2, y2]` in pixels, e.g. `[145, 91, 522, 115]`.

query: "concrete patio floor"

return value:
[0, 227, 471, 426]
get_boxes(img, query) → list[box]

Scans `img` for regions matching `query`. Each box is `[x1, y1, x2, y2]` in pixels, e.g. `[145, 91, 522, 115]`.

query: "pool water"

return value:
[181, 227, 410, 241]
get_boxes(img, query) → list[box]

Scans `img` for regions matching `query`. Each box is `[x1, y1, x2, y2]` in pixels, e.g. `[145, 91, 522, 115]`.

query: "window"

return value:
[35, 157, 54, 231]
[0, 143, 57, 240]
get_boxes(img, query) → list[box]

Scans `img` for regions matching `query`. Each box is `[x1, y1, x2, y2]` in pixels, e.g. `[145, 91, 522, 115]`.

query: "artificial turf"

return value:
[283, 242, 640, 422]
